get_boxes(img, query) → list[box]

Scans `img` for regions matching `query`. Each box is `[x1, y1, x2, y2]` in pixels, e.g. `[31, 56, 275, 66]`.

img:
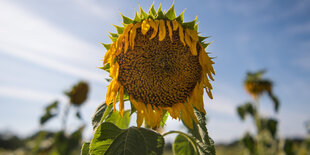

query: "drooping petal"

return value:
[119, 86, 125, 117]
[141, 20, 151, 35]
[172, 20, 179, 31]
[158, 20, 166, 41]
[149, 20, 159, 40]
[178, 23, 186, 46]
[166, 20, 173, 41]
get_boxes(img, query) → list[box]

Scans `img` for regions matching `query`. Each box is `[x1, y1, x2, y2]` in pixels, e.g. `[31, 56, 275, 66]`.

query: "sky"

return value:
[0, 0, 310, 143]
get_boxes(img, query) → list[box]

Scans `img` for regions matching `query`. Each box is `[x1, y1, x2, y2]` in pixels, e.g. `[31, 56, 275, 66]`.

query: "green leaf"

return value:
[40, 101, 58, 125]
[113, 25, 124, 34]
[237, 106, 245, 120]
[175, 10, 185, 23]
[134, 9, 142, 23]
[160, 110, 169, 127]
[81, 142, 90, 155]
[121, 14, 133, 24]
[149, 2, 157, 18]
[241, 133, 256, 154]
[165, 2, 176, 20]
[105, 110, 131, 129]
[139, 5, 149, 20]
[156, 4, 165, 19]
[173, 134, 197, 155]
[100, 43, 111, 50]
[269, 93, 280, 112]
[267, 119, 278, 138]
[109, 36, 118, 42]
[194, 109, 216, 154]
[91, 103, 113, 131]
[105, 126, 164, 155]
[182, 16, 197, 30]
[90, 122, 123, 155]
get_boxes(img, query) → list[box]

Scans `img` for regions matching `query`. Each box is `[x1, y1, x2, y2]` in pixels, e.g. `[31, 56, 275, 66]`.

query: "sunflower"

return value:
[65, 81, 89, 106]
[244, 71, 272, 99]
[101, 3, 215, 129]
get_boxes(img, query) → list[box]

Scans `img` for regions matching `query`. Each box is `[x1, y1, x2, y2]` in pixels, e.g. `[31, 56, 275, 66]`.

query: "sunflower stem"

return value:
[163, 130, 199, 154]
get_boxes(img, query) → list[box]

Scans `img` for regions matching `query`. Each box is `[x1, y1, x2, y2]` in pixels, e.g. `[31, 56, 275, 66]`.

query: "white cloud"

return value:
[0, 86, 66, 103]
[0, 0, 109, 84]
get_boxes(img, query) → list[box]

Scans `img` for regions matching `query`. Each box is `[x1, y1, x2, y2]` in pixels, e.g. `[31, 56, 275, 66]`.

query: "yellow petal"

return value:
[119, 86, 124, 117]
[123, 24, 133, 53]
[149, 20, 159, 40]
[115, 34, 124, 55]
[158, 20, 166, 41]
[136, 111, 144, 128]
[130, 23, 141, 50]
[141, 20, 151, 35]
[172, 20, 179, 31]
[185, 29, 192, 49]
[178, 23, 186, 46]
[166, 21, 173, 41]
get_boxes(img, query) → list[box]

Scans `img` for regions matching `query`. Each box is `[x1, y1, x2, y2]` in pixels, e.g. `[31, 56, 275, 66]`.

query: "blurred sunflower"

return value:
[65, 81, 89, 106]
[101, 3, 215, 128]
[244, 70, 272, 99]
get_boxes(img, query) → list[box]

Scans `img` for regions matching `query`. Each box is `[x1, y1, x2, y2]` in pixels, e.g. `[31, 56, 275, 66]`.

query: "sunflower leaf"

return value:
[40, 101, 58, 125]
[134, 9, 142, 23]
[139, 5, 149, 20]
[113, 25, 124, 34]
[99, 43, 111, 50]
[105, 110, 131, 129]
[81, 142, 90, 155]
[165, 2, 176, 20]
[175, 9, 185, 23]
[90, 122, 123, 155]
[105, 126, 165, 155]
[109, 36, 118, 42]
[121, 14, 133, 24]
[173, 134, 198, 155]
[160, 110, 169, 127]
[91, 103, 113, 132]
[182, 16, 197, 30]
[201, 42, 211, 49]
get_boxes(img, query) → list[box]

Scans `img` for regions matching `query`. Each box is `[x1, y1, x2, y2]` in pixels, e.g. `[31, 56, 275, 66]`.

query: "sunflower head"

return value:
[101, 3, 215, 129]
[65, 81, 89, 106]
[244, 70, 272, 99]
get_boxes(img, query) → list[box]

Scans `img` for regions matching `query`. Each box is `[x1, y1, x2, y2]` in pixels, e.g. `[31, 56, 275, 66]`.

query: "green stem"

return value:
[253, 98, 263, 155]
[62, 103, 71, 132]
[163, 130, 199, 154]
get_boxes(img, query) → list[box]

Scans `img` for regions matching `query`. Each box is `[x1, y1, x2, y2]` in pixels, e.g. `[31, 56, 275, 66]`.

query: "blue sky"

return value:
[0, 0, 310, 143]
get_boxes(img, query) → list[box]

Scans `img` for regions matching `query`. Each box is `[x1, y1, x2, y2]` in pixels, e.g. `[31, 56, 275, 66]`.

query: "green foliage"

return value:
[90, 122, 123, 155]
[54, 126, 84, 155]
[165, 2, 176, 20]
[182, 17, 197, 30]
[91, 103, 113, 131]
[173, 134, 197, 155]
[90, 122, 164, 155]
[237, 102, 255, 120]
[160, 110, 169, 127]
[105, 110, 131, 129]
[81, 142, 90, 155]
[241, 133, 256, 154]
[40, 101, 58, 125]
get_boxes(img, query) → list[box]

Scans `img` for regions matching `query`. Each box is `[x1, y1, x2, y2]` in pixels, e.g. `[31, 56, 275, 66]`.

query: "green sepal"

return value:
[157, 4, 165, 19]
[201, 42, 211, 49]
[120, 13, 133, 24]
[175, 9, 185, 23]
[134, 9, 142, 23]
[112, 25, 124, 34]
[198, 36, 210, 42]
[182, 16, 197, 30]
[109, 36, 117, 42]
[100, 43, 111, 50]
[194, 22, 199, 31]
[99, 63, 110, 72]
[109, 32, 118, 38]
[165, 2, 176, 20]
[149, 2, 157, 18]
[139, 5, 149, 20]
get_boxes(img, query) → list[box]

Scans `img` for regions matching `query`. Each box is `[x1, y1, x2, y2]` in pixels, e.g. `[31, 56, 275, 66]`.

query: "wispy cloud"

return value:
[0, 0, 109, 84]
